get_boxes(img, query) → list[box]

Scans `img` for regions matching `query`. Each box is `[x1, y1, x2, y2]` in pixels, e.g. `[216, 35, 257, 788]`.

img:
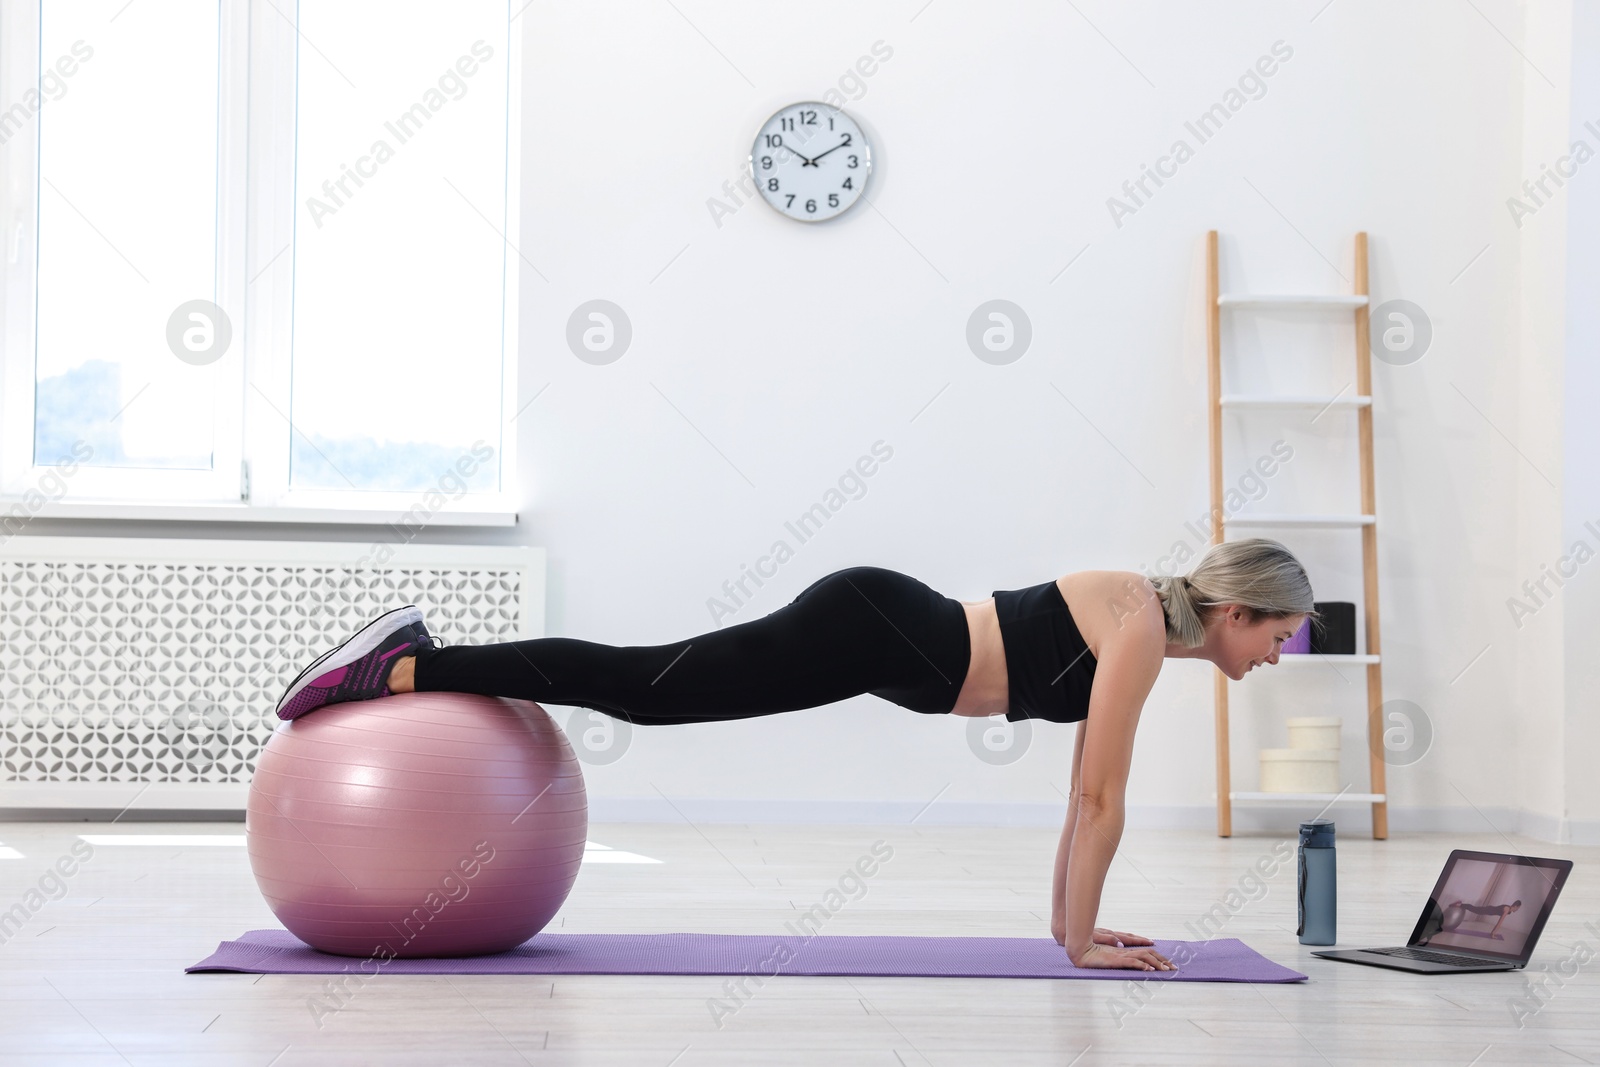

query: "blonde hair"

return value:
[1148, 538, 1318, 649]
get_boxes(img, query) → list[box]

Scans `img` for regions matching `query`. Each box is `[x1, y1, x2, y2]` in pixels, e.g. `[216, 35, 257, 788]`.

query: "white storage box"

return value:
[1286, 716, 1342, 751]
[1259, 748, 1340, 793]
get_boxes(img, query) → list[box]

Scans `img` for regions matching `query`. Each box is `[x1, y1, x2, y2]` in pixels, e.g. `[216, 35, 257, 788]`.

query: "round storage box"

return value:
[1286, 716, 1341, 751]
[1259, 747, 1340, 793]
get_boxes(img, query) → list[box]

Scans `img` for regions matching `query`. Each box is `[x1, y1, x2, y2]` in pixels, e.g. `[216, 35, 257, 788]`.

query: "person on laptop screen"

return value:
[1416, 857, 1545, 954]
[1442, 898, 1521, 939]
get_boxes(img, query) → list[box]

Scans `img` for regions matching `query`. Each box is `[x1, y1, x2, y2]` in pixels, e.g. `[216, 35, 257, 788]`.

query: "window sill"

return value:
[0, 499, 519, 527]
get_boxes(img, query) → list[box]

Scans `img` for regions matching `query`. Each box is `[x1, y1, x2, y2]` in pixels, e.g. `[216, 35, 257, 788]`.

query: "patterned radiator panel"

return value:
[0, 558, 528, 783]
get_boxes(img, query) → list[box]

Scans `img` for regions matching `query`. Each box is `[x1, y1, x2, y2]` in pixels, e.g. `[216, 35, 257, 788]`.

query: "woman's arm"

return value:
[1050, 720, 1088, 943]
[1061, 626, 1167, 968]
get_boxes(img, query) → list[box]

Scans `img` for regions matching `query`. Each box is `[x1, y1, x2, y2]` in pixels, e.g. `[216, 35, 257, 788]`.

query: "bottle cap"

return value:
[1299, 818, 1336, 847]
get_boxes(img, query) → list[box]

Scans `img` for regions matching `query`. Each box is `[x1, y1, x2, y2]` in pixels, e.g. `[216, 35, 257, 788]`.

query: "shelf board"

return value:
[1228, 792, 1386, 804]
[1267, 654, 1380, 665]
[1217, 294, 1369, 308]
[1219, 394, 1372, 409]
[1224, 513, 1376, 528]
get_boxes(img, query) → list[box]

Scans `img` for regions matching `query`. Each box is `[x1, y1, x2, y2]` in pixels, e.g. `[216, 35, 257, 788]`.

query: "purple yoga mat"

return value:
[188, 928, 1307, 983]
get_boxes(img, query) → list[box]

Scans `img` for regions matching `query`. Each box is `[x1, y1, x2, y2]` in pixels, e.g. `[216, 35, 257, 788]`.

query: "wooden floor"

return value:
[0, 819, 1594, 1065]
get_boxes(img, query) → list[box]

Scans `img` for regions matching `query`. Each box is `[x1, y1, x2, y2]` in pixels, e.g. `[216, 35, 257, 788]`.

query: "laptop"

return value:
[1313, 848, 1572, 973]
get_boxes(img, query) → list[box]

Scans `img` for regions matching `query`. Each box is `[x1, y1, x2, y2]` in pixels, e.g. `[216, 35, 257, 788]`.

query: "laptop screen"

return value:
[1409, 850, 1572, 961]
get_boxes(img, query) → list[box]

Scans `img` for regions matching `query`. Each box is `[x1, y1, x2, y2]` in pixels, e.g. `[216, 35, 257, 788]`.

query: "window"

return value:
[0, 0, 519, 519]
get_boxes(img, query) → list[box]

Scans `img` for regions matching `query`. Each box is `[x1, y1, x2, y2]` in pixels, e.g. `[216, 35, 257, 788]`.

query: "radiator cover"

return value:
[0, 537, 543, 811]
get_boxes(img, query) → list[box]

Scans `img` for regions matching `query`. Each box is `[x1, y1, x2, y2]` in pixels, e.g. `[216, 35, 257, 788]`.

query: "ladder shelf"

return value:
[1206, 230, 1389, 841]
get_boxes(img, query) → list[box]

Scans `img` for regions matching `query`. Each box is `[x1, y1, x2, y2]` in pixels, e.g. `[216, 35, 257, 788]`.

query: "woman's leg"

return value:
[405, 566, 970, 725]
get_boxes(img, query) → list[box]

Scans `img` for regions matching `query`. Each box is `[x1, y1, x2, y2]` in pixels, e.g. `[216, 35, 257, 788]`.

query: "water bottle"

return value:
[1297, 818, 1336, 945]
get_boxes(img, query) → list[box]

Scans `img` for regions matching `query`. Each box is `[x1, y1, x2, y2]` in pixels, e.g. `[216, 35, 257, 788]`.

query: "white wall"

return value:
[1511, 0, 1571, 841]
[480, 0, 1594, 838]
[37, 0, 1588, 837]
[1560, 0, 1600, 832]
[1505, 0, 1600, 844]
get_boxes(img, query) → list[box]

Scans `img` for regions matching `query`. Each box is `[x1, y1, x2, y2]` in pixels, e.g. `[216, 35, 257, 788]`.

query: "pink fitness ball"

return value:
[246, 692, 587, 958]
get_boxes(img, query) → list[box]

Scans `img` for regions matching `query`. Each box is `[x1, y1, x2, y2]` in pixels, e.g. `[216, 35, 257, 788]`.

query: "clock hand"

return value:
[779, 144, 816, 166]
[810, 140, 849, 163]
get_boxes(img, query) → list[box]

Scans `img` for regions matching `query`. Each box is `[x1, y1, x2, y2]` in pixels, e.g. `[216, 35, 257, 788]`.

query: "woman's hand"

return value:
[1092, 926, 1155, 948]
[1068, 941, 1177, 971]
[1050, 919, 1164, 958]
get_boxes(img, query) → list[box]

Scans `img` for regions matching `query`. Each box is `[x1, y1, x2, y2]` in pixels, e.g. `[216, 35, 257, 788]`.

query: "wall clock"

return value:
[748, 102, 872, 222]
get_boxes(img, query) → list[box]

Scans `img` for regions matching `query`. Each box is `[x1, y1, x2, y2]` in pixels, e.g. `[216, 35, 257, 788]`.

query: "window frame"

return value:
[0, 0, 521, 526]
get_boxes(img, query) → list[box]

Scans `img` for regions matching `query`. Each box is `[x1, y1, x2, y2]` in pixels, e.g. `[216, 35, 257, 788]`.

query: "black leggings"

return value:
[411, 566, 972, 725]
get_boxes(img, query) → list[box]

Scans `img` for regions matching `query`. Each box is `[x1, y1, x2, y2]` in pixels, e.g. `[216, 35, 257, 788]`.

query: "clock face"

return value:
[748, 103, 871, 222]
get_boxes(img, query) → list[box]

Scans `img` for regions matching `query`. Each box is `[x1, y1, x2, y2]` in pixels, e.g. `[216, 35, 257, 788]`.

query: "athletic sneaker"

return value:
[274, 605, 427, 721]
[274, 605, 424, 704]
[410, 619, 444, 651]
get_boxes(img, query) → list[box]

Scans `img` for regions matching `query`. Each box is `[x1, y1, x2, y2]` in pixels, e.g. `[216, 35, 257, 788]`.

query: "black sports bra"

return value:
[991, 580, 1098, 723]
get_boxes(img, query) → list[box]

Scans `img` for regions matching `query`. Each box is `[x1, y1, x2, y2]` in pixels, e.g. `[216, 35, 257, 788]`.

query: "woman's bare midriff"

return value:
[946, 598, 1009, 717]
[946, 571, 1159, 718]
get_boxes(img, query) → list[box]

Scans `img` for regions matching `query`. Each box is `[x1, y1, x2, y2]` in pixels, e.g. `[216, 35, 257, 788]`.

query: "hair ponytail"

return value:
[1149, 538, 1317, 648]
[1149, 574, 1205, 648]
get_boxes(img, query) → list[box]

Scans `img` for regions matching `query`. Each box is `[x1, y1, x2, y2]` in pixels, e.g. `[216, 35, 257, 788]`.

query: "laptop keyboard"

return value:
[1367, 946, 1502, 967]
